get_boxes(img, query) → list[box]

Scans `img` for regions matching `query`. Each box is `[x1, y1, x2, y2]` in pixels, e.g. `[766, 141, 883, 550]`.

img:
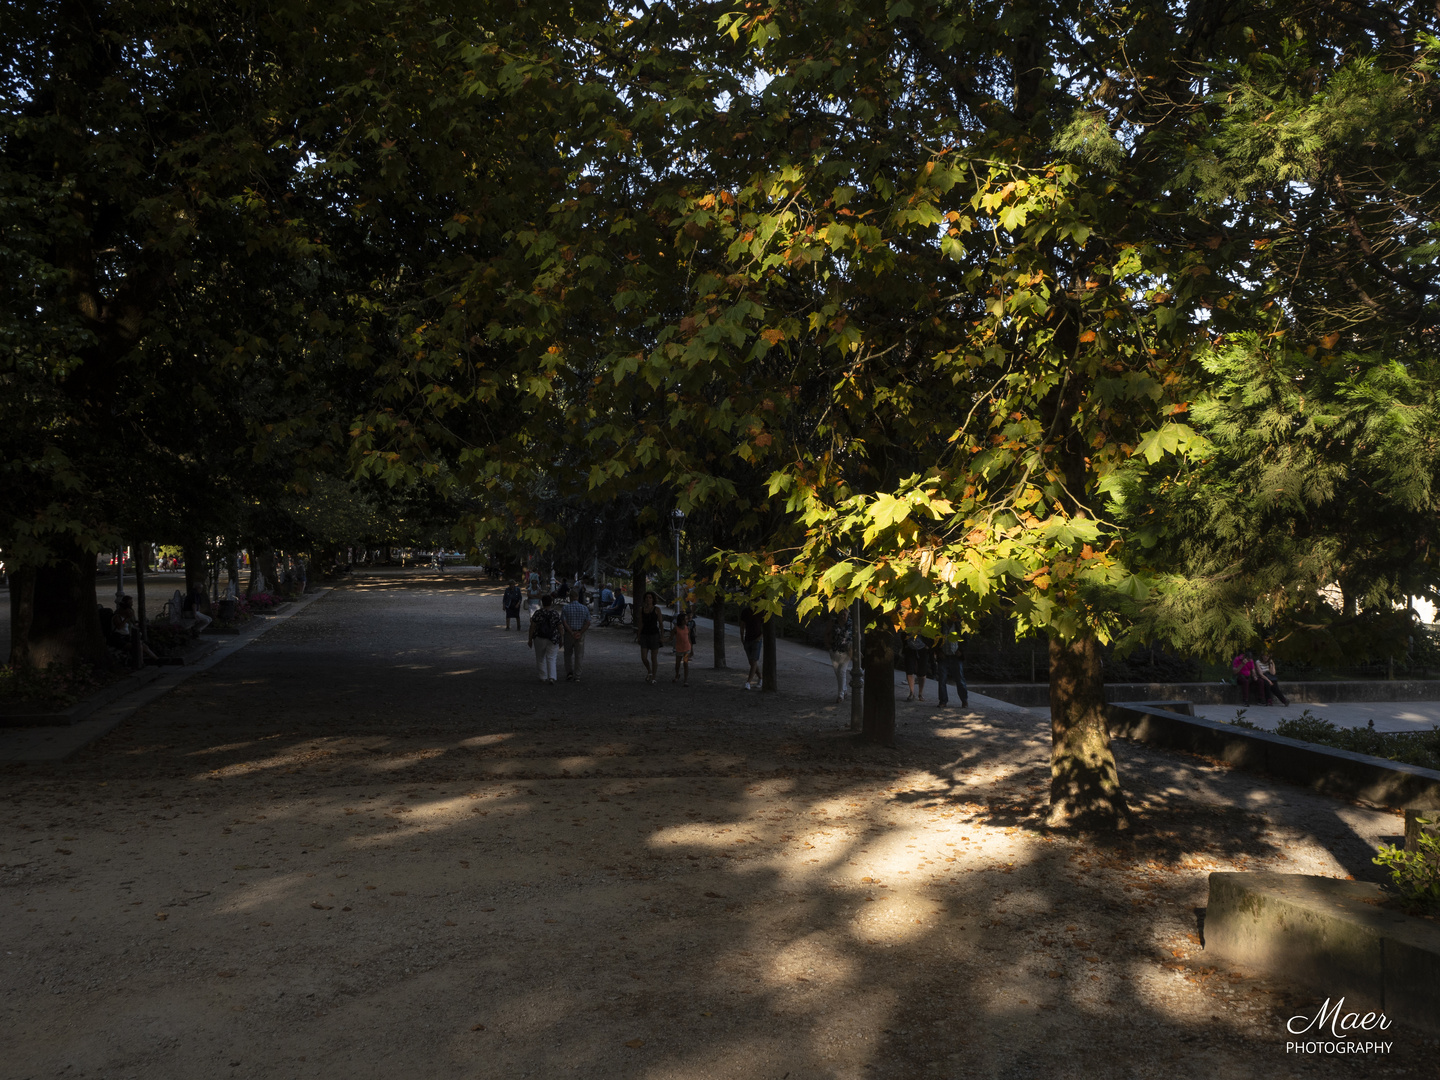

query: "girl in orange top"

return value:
[672, 611, 693, 685]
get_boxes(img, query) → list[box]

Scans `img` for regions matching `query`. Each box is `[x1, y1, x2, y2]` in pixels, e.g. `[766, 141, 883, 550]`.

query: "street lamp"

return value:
[671, 509, 685, 606]
[593, 516, 602, 586]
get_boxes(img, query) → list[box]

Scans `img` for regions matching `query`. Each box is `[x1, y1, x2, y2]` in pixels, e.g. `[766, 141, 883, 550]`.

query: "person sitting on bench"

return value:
[113, 596, 159, 664]
[182, 584, 213, 632]
[601, 586, 626, 626]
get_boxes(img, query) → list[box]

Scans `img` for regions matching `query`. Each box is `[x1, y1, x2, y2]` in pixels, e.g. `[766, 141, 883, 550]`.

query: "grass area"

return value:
[1233, 709, 1440, 770]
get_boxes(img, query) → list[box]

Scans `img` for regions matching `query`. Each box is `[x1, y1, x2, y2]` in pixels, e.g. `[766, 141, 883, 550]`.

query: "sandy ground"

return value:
[2, 570, 1435, 1080]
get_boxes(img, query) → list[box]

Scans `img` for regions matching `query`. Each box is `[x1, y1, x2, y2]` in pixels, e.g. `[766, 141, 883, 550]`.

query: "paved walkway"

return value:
[2, 571, 1432, 1079]
[1192, 700, 1440, 733]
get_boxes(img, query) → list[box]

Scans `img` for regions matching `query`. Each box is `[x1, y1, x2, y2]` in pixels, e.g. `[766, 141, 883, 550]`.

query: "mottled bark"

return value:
[1047, 634, 1130, 830]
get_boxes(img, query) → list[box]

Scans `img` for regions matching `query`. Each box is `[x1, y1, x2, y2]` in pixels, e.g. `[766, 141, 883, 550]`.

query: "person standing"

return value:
[637, 591, 663, 684]
[825, 608, 854, 703]
[933, 623, 968, 709]
[528, 595, 562, 684]
[502, 581, 523, 631]
[560, 592, 592, 681]
[739, 603, 765, 690]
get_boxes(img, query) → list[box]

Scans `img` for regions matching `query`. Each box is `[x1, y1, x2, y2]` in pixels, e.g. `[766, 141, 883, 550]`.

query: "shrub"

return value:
[1374, 821, 1440, 914]
[0, 662, 107, 706]
[1272, 711, 1440, 770]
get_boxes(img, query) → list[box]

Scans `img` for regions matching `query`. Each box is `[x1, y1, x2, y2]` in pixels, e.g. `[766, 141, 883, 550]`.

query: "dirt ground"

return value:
[2, 570, 1435, 1080]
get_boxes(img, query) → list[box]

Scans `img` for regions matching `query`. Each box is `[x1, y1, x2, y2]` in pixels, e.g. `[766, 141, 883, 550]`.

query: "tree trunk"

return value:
[254, 547, 279, 595]
[1046, 634, 1130, 830]
[134, 541, 148, 642]
[631, 560, 647, 609]
[7, 566, 36, 669]
[861, 624, 896, 744]
[711, 593, 727, 668]
[245, 548, 261, 595]
[5, 541, 110, 670]
[183, 544, 207, 601]
[761, 616, 777, 692]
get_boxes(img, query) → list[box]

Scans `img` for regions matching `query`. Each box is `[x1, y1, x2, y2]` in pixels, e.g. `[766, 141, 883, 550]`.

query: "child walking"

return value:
[672, 611, 693, 685]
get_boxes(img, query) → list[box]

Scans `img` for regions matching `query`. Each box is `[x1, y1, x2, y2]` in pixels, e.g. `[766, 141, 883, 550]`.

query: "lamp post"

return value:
[671, 509, 685, 606]
[114, 548, 125, 606]
[593, 517, 601, 586]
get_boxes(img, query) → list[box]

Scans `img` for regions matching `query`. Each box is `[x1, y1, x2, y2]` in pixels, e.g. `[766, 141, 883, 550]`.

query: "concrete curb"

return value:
[975, 679, 1440, 708]
[1105, 701, 1440, 809]
[0, 588, 332, 763]
[1205, 871, 1440, 1035]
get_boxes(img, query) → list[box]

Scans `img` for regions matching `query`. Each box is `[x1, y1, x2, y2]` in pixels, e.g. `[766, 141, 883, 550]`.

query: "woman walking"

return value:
[637, 591, 663, 684]
[825, 608, 854, 703]
[528, 594, 562, 684]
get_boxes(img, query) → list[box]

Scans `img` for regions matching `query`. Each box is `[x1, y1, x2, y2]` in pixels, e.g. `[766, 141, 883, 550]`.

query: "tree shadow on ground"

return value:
[3, 574, 1432, 1079]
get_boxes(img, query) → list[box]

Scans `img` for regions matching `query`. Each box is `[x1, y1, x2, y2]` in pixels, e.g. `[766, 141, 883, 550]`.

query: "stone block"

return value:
[1206, 872, 1440, 1035]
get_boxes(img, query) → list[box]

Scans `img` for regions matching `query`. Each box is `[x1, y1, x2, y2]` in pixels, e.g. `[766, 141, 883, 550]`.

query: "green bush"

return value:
[1374, 821, 1440, 914]
[1272, 710, 1440, 770]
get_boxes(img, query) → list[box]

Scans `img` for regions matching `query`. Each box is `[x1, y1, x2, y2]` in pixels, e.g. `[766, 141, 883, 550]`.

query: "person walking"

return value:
[560, 592, 592, 681]
[739, 603, 765, 690]
[901, 605, 931, 702]
[825, 608, 854, 703]
[528, 594, 562, 684]
[933, 623, 968, 709]
[637, 591, 663, 684]
[672, 610, 693, 684]
[502, 581, 523, 631]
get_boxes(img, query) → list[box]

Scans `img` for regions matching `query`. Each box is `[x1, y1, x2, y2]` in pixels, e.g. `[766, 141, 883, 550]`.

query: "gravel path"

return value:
[2, 570, 1433, 1079]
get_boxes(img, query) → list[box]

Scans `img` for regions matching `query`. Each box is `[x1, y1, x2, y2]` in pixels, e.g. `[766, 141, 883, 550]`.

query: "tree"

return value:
[1, 0, 372, 666]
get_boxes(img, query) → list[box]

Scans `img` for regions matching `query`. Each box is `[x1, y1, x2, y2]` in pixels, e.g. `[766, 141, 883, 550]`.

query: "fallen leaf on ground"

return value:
[625, 1039, 645, 1049]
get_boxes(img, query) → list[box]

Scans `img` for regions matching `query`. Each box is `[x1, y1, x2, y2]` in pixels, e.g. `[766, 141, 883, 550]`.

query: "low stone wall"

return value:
[972, 679, 1440, 709]
[1103, 701, 1440, 809]
[1206, 872, 1440, 1036]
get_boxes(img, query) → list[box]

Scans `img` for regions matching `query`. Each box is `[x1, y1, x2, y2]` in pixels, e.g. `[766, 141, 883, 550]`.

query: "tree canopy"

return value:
[5, 0, 1437, 825]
